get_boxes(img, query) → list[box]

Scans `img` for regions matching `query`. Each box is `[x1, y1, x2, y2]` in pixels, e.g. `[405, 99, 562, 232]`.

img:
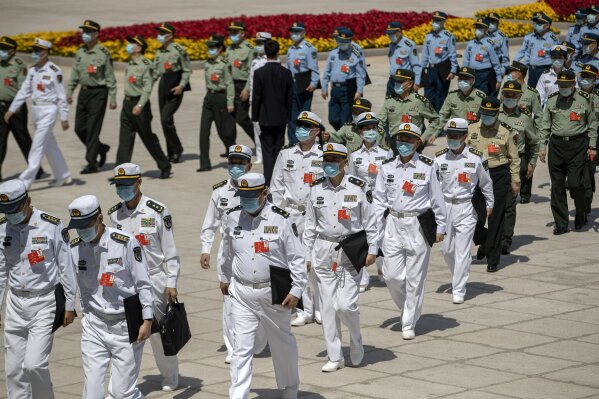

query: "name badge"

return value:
[264, 226, 278, 234]
[344, 195, 357, 202]
[28, 249, 45, 266]
[32, 236, 48, 245]
[458, 173, 471, 183]
[135, 234, 150, 246]
[402, 181, 415, 195]
[254, 241, 269, 253]
[413, 173, 425, 180]
[100, 273, 115, 287]
[141, 218, 156, 228]
[338, 209, 350, 221]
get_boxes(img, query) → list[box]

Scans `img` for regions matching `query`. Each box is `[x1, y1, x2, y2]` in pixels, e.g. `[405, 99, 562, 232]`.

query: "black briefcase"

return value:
[417, 209, 438, 247]
[159, 299, 192, 356]
[269, 265, 304, 310]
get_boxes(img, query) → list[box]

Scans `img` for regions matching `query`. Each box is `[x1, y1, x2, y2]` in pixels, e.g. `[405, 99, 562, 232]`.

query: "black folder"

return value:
[124, 293, 144, 344]
[161, 70, 191, 93]
[334, 230, 383, 273]
[51, 284, 66, 333]
[294, 70, 321, 93]
[417, 209, 438, 247]
[269, 265, 304, 310]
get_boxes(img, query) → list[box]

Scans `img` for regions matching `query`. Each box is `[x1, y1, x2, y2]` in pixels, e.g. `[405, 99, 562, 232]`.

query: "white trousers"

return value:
[313, 238, 362, 362]
[19, 104, 70, 189]
[291, 211, 318, 319]
[229, 279, 299, 399]
[383, 215, 431, 331]
[4, 290, 56, 399]
[81, 313, 145, 399]
[440, 201, 477, 298]
[252, 122, 263, 163]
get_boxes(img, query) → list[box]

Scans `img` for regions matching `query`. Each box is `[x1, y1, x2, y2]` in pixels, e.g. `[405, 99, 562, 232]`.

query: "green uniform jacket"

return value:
[204, 56, 235, 107]
[152, 42, 192, 87]
[328, 123, 387, 152]
[499, 108, 540, 166]
[225, 39, 255, 92]
[427, 88, 486, 140]
[519, 84, 542, 133]
[0, 55, 27, 102]
[124, 56, 153, 108]
[379, 91, 439, 137]
[67, 44, 117, 103]
[540, 90, 598, 147]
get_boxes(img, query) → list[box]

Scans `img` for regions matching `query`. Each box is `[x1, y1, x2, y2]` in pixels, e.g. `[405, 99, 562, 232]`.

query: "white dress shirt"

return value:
[200, 179, 240, 254]
[536, 67, 559, 108]
[348, 143, 394, 189]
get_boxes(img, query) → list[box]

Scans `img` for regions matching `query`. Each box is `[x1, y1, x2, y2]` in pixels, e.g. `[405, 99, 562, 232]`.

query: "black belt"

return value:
[233, 79, 247, 84]
[489, 163, 509, 170]
[81, 85, 107, 90]
[530, 64, 551, 70]
[124, 95, 140, 101]
[551, 134, 586, 142]
[207, 89, 225, 94]
[332, 82, 347, 87]
[519, 152, 526, 157]
[473, 68, 492, 73]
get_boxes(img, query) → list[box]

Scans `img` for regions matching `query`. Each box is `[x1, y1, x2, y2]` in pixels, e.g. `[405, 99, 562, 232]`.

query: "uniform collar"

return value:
[84, 44, 99, 53]
[96, 226, 111, 250]
[227, 179, 238, 192]
[230, 39, 246, 49]
[122, 194, 148, 216]
[397, 152, 418, 168]
[293, 142, 320, 156]
[324, 173, 349, 191]
[160, 42, 174, 52]
[291, 39, 305, 49]
[447, 146, 469, 159]
[501, 107, 520, 117]
[242, 202, 270, 221]
[359, 142, 380, 153]
[0, 54, 16, 66]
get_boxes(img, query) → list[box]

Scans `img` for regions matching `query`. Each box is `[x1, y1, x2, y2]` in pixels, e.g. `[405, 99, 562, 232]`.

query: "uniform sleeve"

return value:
[462, 43, 472, 68]
[536, 76, 547, 108]
[328, 127, 347, 145]
[179, 47, 192, 87]
[224, 60, 235, 107]
[282, 217, 307, 299]
[158, 207, 180, 288]
[54, 67, 69, 121]
[104, 51, 118, 104]
[302, 190, 317, 263]
[421, 36, 430, 73]
[67, 52, 80, 97]
[15, 62, 28, 90]
[514, 36, 530, 64]
[421, 97, 440, 130]
[126, 239, 154, 320]
[139, 64, 153, 108]
[507, 130, 522, 184]
[428, 166, 447, 234]
[9, 69, 33, 113]
[322, 53, 333, 91]
[308, 46, 320, 88]
[356, 55, 366, 93]
[378, 102, 389, 133]
[360, 186, 378, 255]
[500, 36, 510, 70]
[243, 46, 255, 93]
[531, 91, 543, 132]
[348, 155, 357, 176]
[54, 222, 77, 311]
[448, 34, 458, 74]
[488, 41, 503, 80]
[0, 245, 7, 307]
[525, 118, 540, 166]
[426, 94, 451, 140]
[200, 190, 222, 254]
[586, 96, 599, 144]
[269, 153, 286, 207]
[539, 102, 552, 146]
[151, 56, 161, 82]
[371, 169, 389, 243]
[476, 157, 494, 208]
[220, 218, 233, 283]
[410, 45, 422, 86]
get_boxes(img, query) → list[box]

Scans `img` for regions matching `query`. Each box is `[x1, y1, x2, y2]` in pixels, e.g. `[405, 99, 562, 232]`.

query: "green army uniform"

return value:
[424, 88, 486, 140]
[378, 92, 439, 138]
[540, 86, 598, 231]
[499, 107, 539, 251]
[328, 122, 387, 152]
[199, 53, 235, 170]
[116, 49, 171, 176]
[153, 40, 191, 160]
[517, 83, 542, 201]
[68, 42, 116, 169]
[582, 89, 599, 213]
[0, 43, 34, 180]
[468, 110, 520, 270]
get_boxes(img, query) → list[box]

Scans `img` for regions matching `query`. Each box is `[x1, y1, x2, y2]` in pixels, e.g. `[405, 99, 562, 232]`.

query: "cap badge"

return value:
[449, 121, 456, 128]
[0, 194, 8, 202]
[72, 209, 81, 217]
[118, 168, 125, 175]
[486, 102, 492, 107]
[365, 113, 372, 120]
[235, 145, 242, 152]
[240, 180, 248, 187]
[301, 112, 308, 118]
[326, 144, 334, 151]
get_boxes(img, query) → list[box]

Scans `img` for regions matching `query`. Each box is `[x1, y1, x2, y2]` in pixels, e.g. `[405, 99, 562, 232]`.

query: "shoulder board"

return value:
[548, 92, 559, 99]
[99, 46, 111, 56]
[213, 180, 227, 190]
[14, 58, 23, 65]
[305, 41, 313, 48]
[146, 199, 164, 213]
[108, 202, 122, 215]
[475, 90, 486, 98]
[79, 44, 86, 49]
[352, 47, 360, 57]
[486, 38, 494, 45]
[383, 156, 396, 164]
[550, 34, 558, 41]
[226, 205, 242, 214]
[498, 31, 506, 37]
[271, 205, 290, 218]
[578, 90, 590, 99]
[49, 64, 59, 72]
[521, 108, 531, 116]
[40, 213, 60, 225]
[0, 216, 6, 225]
[310, 176, 325, 187]
[469, 147, 483, 157]
[595, 89, 599, 96]
[499, 121, 513, 132]
[142, 58, 150, 65]
[415, 93, 430, 103]
[419, 154, 433, 166]
[348, 176, 366, 187]
[435, 148, 449, 157]
[110, 232, 130, 244]
[448, 89, 459, 94]
[443, 31, 453, 38]
[527, 85, 538, 93]
[173, 43, 185, 53]
[244, 41, 254, 49]
[70, 237, 81, 248]
[385, 95, 394, 100]
[575, 61, 583, 68]
[405, 40, 413, 47]
[343, 122, 353, 126]
[281, 143, 297, 150]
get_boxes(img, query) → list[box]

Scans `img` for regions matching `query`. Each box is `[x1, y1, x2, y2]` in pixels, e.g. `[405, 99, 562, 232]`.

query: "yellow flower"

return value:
[475, 1, 560, 22]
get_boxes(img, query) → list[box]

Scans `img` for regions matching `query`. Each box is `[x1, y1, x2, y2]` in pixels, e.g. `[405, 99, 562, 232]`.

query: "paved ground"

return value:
[1, 3, 598, 399]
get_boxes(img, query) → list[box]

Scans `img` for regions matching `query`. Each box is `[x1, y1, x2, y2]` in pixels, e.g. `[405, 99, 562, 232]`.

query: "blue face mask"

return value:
[579, 78, 594, 90]
[77, 225, 98, 243]
[240, 196, 261, 214]
[588, 14, 597, 25]
[157, 34, 167, 44]
[5, 210, 26, 225]
[290, 33, 302, 42]
[229, 34, 240, 44]
[394, 83, 405, 95]
[397, 141, 415, 157]
[503, 97, 519, 109]
[82, 32, 93, 43]
[447, 138, 463, 150]
[458, 80, 472, 92]
[534, 23, 545, 34]
[31, 52, 41, 62]
[0, 50, 9, 61]
[432, 22, 442, 32]
[387, 33, 399, 43]
[323, 162, 341, 177]
[475, 29, 485, 39]
[552, 59, 564, 70]
[207, 48, 219, 58]
[126, 43, 136, 55]
[295, 127, 312, 142]
[506, 74, 514, 81]
[584, 44, 594, 55]
[228, 164, 246, 180]
[363, 129, 378, 143]
[338, 42, 350, 51]
[255, 45, 264, 54]
[488, 23, 498, 32]
[481, 115, 497, 126]
[116, 185, 137, 202]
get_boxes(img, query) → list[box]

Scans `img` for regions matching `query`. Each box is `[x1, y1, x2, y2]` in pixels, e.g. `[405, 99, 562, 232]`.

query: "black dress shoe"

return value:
[160, 169, 171, 179]
[553, 227, 568, 235]
[501, 247, 510, 255]
[80, 165, 99, 174]
[487, 264, 498, 273]
[171, 153, 182, 164]
[476, 245, 486, 260]
[98, 145, 110, 168]
[196, 167, 212, 172]
[520, 198, 530, 204]
[35, 169, 49, 180]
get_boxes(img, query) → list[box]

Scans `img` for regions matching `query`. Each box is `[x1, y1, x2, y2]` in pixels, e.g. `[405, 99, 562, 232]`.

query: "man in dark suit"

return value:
[252, 40, 293, 184]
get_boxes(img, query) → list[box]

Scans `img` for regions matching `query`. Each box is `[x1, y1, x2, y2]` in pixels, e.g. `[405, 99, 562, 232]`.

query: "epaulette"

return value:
[14, 58, 23, 65]
[521, 108, 531, 116]
[142, 58, 150, 65]
[435, 148, 449, 157]
[449, 89, 459, 94]
[40, 213, 60, 225]
[383, 156, 396, 164]
[146, 199, 164, 213]
[343, 122, 353, 126]
[226, 205, 242, 214]
[352, 47, 361, 58]
[498, 31, 507, 38]
[575, 61, 583, 69]
[79, 44, 86, 49]
[244, 41, 254, 49]
[99, 46, 111, 56]
[310, 176, 325, 187]
[49, 64, 59, 72]
[595, 89, 599, 96]
[305, 41, 313, 48]
[486, 38, 495, 45]
[173, 43, 186, 53]
[415, 93, 430, 104]
[213, 180, 227, 190]
[348, 176, 366, 187]
[405, 40, 413, 47]
[475, 89, 486, 98]
[527, 85, 538, 93]
[542, 69, 550, 74]
[550, 34, 558, 41]
[0, 216, 6, 225]
[499, 121, 514, 132]
[70, 237, 81, 248]
[418, 154, 433, 166]
[271, 205, 290, 218]
[469, 147, 483, 157]
[443, 31, 453, 38]
[281, 143, 297, 150]
[108, 202, 122, 215]
[548, 92, 559, 99]
[110, 232, 130, 244]
[578, 90, 590, 99]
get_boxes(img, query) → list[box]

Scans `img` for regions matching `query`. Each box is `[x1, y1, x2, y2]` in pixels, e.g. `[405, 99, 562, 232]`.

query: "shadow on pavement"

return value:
[138, 374, 203, 399]
[510, 234, 548, 251]
[415, 314, 460, 335]
[252, 388, 326, 398]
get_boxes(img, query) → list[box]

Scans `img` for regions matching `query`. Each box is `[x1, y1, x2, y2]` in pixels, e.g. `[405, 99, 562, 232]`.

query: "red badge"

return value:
[458, 172, 471, 183]
[466, 111, 477, 121]
[537, 49, 546, 57]
[164, 62, 172, 70]
[293, 58, 300, 67]
[4, 78, 13, 86]
[36, 83, 44, 92]
[338, 209, 350, 221]
[233, 59, 241, 68]
[332, 261, 338, 273]
[488, 143, 500, 154]
[99, 273, 115, 287]
[254, 241, 269, 253]
[475, 53, 483, 62]
[341, 64, 349, 73]
[434, 47, 443, 55]
[401, 114, 411, 123]
[210, 73, 219, 82]
[570, 111, 581, 121]
[128, 75, 137, 83]
[135, 234, 149, 246]
[303, 173, 314, 184]
[27, 249, 45, 266]
[395, 57, 403, 65]
[368, 163, 378, 174]
[402, 181, 415, 195]
[87, 65, 97, 74]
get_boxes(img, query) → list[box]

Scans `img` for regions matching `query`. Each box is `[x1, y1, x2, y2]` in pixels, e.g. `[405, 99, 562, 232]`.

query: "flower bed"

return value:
[475, 0, 599, 22]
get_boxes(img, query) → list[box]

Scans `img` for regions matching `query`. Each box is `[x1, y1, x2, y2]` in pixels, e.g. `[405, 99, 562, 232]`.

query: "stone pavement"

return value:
[1, 5, 599, 399]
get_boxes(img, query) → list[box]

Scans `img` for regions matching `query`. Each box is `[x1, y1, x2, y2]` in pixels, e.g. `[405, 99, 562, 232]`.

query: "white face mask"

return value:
[588, 14, 597, 24]
[475, 29, 485, 39]
[503, 97, 519, 109]
[458, 80, 472, 93]
[559, 86, 575, 97]
[432, 22, 442, 32]
[579, 77, 594, 90]
[534, 23, 545, 33]
[488, 23, 498, 32]
[552, 59, 564, 70]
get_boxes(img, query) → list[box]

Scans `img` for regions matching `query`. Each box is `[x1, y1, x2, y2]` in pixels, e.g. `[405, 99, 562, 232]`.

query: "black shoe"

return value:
[35, 169, 49, 180]
[80, 165, 99, 174]
[520, 198, 530, 204]
[160, 165, 172, 179]
[501, 247, 510, 255]
[553, 227, 569, 235]
[476, 245, 486, 260]
[98, 145, 110, 168]
[487, 264, 498, 273]
[171, 152, 182, 164]
[196, 167, 212, 172]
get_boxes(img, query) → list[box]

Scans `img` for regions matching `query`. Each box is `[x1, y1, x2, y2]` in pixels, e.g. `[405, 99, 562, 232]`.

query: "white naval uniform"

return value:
[303, 174, 378, 362]
[200, 179, 267, 359]
[535, 67, 559, 107]
[221, 203, 307, 399]
[371, 153, 447, 332]
[434, 147, 494, 299]
[249, 55, 267, 163]
[348, 143, 393, 285]
[8, 61, 70, 189]
[270, 142, 323, 319]
[108, 195, 180, 387]
[0, 210, 77, 399]
[71, 227, 153, 399]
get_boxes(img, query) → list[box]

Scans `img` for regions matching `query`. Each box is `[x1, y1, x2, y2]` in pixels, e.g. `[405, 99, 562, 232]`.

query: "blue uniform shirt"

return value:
[487, 30, 510, 71]
[463, 37, 503, 79]
[286, 39, 320, 87]
[388, 36, 422, 84]
[322, 46, 366, 93]
[514, 31, 560, 66]
[572, 56, 599, 74]
[566, 25, 584, 49]
[421, 29, 458, 76]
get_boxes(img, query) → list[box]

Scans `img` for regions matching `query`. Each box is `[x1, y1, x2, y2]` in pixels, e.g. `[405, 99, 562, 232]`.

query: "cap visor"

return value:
[479, 108, 499, 116]
[446, 129, 468, 136]
[110, 177, 138, 185]
[234, 189, 262, 198]
[457, 73, 475, 79]
[0, 200, 25, 214]
[227, 153, 251, 160]
[67, 216, 95, 229]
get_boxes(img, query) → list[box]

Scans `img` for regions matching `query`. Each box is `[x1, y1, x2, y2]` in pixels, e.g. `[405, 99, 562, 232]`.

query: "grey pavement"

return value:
[1, 2, 599, 399]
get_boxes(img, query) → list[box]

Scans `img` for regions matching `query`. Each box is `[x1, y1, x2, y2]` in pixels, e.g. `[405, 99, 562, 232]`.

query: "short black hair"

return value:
[265, 40, 279, 58]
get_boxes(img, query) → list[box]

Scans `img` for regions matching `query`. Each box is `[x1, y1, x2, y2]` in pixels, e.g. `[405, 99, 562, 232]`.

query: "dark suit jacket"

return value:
[252, 61, 293, 127]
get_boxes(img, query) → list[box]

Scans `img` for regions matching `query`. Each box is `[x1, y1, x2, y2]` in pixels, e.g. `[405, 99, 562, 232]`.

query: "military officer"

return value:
[562, 40, 577, 70]
[379, 69, 439, 141]
[107, 163, 180, 392]
[539, 70, 597, 233]
[0, 179, 77, 399]
[5, 38, 72, 189]
[198, 34, 235, 172]
[67, 20, 116, 174]
[434, 119, 493, 303]
[326, 98, 387, 152]
[425, 67, 486, 143]
[505, 61, 543, 130]
[370, 123, 446, 339]
[152, 22, 191, 163]
[0, 36, 41, 182]
[225, 21, 255, 142]
[421, 11, 458, 112]
[286, 22, 320, 145]
[566, 8, 588, 54]
[468, 97, 520, 272]
[67, 195, 153, 399]
[270, 111, 324, 326]
[580, 6, 599, 49]
[536, 45, 569, 107]
[386, 21, 421, 96]
[514, 12, 560, 88]
[463, 18, 503, 96]
[486, 13, 510, 75]
[498, 81, 539, 254]
[574, 33, 599, 78]
[116, 35, 171, 179]
[322, 28, 366, 130]
[221, 172, 306, 399]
